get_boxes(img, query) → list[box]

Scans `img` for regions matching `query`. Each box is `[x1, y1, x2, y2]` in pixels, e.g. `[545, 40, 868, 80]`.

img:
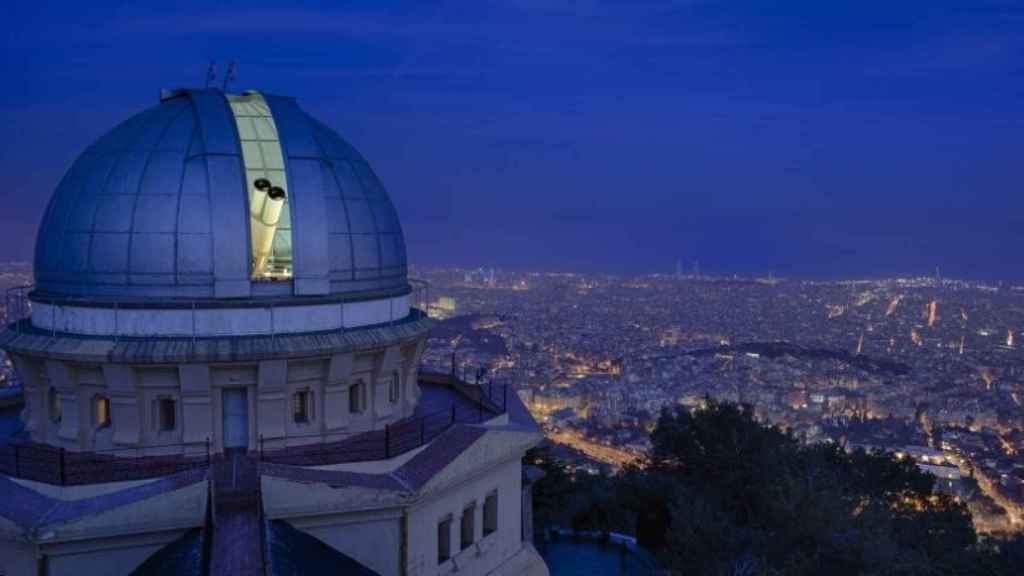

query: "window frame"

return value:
[460, 502, 477, 550]
[388, 372, 400, 404]
[94, 395, 111, 429]
[349, 380, 365, 414]
[157, 397, 176, 432]
[293, 389, 311, 424]
[437, 515, 453, 565]
[49, 387, 61, 423]
[483, 491, 498, 537]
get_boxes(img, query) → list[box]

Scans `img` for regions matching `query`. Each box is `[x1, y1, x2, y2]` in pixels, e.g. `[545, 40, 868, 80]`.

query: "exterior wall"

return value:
[11, 333, 427, 454]
[0, 536, 37, 576]
[0, 479, 207, 576]
[269, 454, 531, 576]
[10, 356, 43, 437]
[44, 539, 167, 576]
[30, 294, 410, 337]
[407, 458, 524, 576]
[294, 510, 403, 576]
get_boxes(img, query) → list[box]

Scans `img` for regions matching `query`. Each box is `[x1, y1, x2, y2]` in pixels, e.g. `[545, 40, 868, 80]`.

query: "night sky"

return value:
[2, 1, 1023, 280]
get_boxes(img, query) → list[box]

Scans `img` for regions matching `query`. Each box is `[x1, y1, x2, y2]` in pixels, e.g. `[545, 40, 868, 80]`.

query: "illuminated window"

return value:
[293, 390, 312, 423]
[437, 516, 452, 564]
[95, 396, 111, 429]
[158, 398, 176, 432]
[388, 372, 400, 404]
[483, 492, 498, 536]
[228, 92, 293, 280]
[460, 504, 476, 550]
[349, 381, 365, 414]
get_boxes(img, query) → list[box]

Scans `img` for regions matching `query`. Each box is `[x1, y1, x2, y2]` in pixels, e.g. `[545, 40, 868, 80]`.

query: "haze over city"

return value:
[3, 0, 1024, 279]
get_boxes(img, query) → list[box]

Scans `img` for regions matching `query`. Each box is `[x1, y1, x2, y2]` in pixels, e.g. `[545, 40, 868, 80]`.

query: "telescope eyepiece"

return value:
[254, 178, 272, 191]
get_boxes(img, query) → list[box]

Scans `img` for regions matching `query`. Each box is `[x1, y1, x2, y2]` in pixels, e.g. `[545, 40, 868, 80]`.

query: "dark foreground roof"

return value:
[130, 528, 206, 576]
[0, 468, 207, 531]
[266, 520, 380, 576]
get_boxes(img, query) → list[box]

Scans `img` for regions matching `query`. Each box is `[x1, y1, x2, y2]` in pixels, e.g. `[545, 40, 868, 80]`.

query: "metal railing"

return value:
[3, 285, 32, 326]
[258, 383, 508, 467]
[0, 438, 210, 486]
[1, 285, 32, 392]
[0, 380, 509, 485]
[408, 278, 431, 316]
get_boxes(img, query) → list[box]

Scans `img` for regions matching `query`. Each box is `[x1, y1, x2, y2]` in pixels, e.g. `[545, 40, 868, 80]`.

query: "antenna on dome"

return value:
[204, 61, 217, 89]
[222, 61, 237, 91]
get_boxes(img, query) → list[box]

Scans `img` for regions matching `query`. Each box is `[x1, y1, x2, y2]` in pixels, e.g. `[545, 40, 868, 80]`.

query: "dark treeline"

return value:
[528, 399, 1024, 575]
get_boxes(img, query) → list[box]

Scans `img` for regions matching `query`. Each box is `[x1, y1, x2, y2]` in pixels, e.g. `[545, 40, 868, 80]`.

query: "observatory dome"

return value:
[33, 89, 407, 302]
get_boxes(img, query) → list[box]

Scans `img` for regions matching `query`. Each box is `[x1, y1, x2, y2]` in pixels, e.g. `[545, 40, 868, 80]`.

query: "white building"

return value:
[0, 88, 547, 576]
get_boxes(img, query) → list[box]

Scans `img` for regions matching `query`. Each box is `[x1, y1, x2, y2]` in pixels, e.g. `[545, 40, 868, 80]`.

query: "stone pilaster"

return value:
[373, 346, 401, 419]
[11, 355, 42, 436]
[258, 359, 288, 442]
[103, 364, 140, 446]
[179, 365, 212, 446]
[324, 353, 353, 431]
[46, 361, 77, 443]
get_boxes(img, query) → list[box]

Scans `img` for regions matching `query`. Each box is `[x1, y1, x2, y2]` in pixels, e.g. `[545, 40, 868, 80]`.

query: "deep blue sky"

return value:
[2, 1, 1023, 279]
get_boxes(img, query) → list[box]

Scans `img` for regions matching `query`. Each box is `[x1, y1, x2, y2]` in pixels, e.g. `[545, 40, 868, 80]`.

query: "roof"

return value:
[0, 310, 432, 364]
[266, 519, 380, 576]
[0, 468, 207, 532]
[33, 88, 407, 302]
[129, 528, 206, 576]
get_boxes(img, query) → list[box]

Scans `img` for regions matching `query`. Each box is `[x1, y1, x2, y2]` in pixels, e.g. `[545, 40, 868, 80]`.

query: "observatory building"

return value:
[0, 89, 547, 576]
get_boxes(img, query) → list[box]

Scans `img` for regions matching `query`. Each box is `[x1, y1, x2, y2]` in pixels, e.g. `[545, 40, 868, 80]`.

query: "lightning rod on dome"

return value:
[222, 61, 237, 90]
[204, 60, 216, 89]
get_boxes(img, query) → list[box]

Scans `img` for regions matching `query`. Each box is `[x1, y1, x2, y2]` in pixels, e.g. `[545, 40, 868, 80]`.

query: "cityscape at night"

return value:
[412, 267, 1024, 534]
[3, 1, 1024, 574]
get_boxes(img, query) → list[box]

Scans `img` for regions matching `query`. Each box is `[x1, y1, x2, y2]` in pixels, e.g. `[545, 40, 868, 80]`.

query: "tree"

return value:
[530, 398, 1015, 575]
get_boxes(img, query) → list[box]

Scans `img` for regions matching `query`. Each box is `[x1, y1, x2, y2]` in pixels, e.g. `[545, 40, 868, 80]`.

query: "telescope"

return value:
[250, 178, 287, 275]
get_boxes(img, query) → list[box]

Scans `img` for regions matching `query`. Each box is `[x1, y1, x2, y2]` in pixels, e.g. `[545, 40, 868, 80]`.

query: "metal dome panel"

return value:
[32, 89, 409, 302]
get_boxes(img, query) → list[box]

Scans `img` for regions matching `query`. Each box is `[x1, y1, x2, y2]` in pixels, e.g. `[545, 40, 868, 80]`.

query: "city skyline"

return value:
[2, 3, 1024, 574]
[3, 1, 1024, 280]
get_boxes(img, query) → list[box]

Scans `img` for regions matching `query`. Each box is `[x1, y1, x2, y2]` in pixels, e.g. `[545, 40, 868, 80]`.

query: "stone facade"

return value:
[8, 330, 428, 455]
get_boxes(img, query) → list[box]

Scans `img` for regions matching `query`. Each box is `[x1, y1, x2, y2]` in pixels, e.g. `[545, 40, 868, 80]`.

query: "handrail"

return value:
[3, 284, 32, 336]
[0, 383, 509, 486]
[259, 384, 508, 467]
[0, 436, 211, 486]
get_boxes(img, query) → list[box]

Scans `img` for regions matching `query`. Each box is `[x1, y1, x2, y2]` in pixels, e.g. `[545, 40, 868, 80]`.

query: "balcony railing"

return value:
[258, 382, 508, 467]
[0, 381, 509, 486]
[0, 439, 211, 486]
